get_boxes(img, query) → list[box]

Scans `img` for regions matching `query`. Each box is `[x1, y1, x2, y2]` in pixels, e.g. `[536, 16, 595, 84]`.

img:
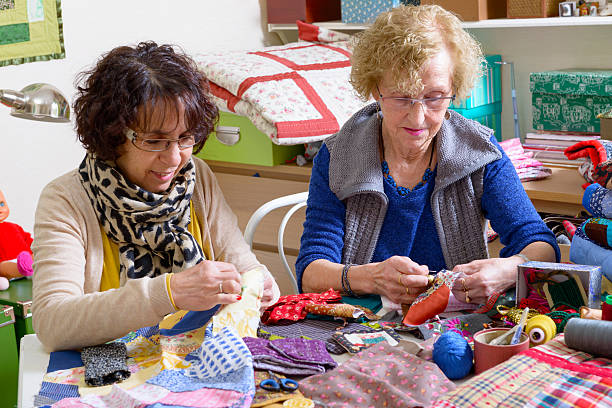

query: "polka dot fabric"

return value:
[299, 342, 456, 407]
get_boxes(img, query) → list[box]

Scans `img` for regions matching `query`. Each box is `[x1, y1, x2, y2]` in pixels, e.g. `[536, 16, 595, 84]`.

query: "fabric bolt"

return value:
[432, 335, 612, 407]
[268, 337, 337, 368]
[261, 289, 342, 324]
[583, 183, 612, 219]
[80, 342, 130, 387]
[300, 342, 456, 407]
[259, 320, 377, 354]
[243, 337, 327, 376]
[522, 372, 612, 408]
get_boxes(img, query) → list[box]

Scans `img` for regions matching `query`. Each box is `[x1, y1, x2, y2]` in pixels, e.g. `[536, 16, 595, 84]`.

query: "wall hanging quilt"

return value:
[0, 0, 64, 66]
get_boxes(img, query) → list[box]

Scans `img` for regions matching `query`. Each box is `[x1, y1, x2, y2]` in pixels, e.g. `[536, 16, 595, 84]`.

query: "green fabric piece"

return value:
[341, 294, 382, 314]
[0, 23, 29, 45]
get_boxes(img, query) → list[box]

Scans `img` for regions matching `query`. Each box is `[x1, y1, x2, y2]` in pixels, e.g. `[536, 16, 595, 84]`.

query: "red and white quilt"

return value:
[195, 23, 370, 146]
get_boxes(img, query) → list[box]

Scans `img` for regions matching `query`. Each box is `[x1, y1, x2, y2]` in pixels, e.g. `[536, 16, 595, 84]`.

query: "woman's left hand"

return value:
[451, 257, 520, 305]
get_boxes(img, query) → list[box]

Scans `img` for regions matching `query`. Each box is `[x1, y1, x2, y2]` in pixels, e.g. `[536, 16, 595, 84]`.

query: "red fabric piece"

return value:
[297, 20, 320, 42]
[0, 222, 33, 262]
[402, 285, 450, 326]
[261, 288, 342, 324]
[564, 140, 608, 167]
[562, 220, 577, 238]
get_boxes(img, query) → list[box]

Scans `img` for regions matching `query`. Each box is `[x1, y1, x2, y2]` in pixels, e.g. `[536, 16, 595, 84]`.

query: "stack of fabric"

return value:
[570, 182, 612, 298]
[498, 138, 552, 182]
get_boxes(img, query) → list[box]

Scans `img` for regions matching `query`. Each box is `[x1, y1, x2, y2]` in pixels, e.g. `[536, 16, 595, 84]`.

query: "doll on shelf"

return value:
[0, 189, 33, 290]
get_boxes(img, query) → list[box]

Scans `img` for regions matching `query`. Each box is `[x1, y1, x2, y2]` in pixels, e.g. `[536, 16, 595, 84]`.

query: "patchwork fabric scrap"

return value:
[244, 336, 328, 376]
[213, 267, 265, 338]
[300, 342, 456, 407]
[259, 319, 377, 354]
[261, 289, 342, 324]
[268, 337, 337, 369]
[304, 302, 379, 320]
[80, 342, 130, 387]
[432, 335, 612, 407]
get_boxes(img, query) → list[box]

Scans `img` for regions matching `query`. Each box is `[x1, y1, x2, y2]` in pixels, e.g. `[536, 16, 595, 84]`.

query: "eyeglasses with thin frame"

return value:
[377, 85, 455, 112]
[125, 128, 201, 152]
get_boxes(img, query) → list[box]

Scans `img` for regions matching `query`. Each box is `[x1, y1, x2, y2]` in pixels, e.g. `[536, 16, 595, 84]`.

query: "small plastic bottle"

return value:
[602, 294, 612, 321]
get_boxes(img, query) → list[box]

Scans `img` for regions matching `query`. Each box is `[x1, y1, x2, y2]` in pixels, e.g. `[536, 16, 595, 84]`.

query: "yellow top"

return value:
[99, 202, 203, 292]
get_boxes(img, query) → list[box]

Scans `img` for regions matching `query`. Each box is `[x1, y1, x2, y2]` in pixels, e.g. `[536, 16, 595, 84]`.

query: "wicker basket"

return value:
[507, 0, 561, 18]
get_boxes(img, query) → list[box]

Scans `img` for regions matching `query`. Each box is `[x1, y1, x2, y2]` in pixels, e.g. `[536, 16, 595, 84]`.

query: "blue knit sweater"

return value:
[295, 135, 560, 292]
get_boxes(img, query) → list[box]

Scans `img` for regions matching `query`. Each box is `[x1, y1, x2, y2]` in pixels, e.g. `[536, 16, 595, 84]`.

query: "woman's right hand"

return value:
[369, 256, 429, 305]
[170, 260, 242, 311]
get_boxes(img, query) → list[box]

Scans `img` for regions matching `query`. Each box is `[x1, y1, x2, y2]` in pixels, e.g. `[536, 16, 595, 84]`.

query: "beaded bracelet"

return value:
[341, 263, 361, 297]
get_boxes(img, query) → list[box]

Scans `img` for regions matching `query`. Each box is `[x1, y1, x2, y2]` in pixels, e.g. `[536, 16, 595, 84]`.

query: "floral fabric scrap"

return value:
[261, 288, 342, 324]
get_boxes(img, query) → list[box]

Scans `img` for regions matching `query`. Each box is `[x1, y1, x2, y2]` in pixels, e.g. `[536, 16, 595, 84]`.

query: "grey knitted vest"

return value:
[326, 102, 502, 269]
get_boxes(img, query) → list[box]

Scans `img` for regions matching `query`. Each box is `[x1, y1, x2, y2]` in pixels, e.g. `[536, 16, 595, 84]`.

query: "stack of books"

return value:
[522, 132, 600, 167]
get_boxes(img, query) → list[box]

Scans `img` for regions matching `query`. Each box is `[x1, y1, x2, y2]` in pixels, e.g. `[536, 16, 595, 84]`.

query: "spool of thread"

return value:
[602, 295, 612, 321]
[525, 315, 557, 346]
[433, 331, 473, 380]
[564, 318, 612, 358]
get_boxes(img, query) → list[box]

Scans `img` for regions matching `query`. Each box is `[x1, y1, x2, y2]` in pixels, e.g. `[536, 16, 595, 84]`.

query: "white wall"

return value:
[469, 25, 612, 141]
[1, 0, 278, 231]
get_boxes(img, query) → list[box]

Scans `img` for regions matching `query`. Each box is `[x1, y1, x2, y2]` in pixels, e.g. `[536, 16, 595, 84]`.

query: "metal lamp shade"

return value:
[0, 83, 70, 123]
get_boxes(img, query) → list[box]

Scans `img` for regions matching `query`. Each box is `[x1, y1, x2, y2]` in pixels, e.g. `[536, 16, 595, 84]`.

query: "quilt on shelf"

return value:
[195, 22, 370, 146]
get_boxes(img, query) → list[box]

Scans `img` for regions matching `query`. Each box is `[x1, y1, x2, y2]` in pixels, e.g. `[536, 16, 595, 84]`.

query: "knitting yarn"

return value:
[565, 318, 612, 358]
[433, 331, 473, 380]
[525, 315, 556, 346]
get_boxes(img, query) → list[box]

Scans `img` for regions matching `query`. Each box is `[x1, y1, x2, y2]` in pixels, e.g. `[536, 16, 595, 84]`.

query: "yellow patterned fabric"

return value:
[213, 266, 265, 338]
[100, 202, 202, 291]
[0, 0, 64, 66]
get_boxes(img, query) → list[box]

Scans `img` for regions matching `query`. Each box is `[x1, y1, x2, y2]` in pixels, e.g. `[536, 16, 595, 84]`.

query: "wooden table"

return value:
[522, 167, 585, 216]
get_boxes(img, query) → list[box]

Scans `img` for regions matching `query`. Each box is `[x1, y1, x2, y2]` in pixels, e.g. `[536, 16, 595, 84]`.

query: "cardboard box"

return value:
[516, 261, 602, 309]
[600, 117, 612, 140]
[530, 69, 612, 133]
[0, 278, 34, 350]
[341, 0, 410, 24]
[507, 0, 561, 18]
[450, 101, 502, 141]
[267, 0, 341, 24]
[0, 306, 18, 408]
[420, 0, 507, 21]
[452, 54, 502, 110]
[196, 111, 305, 167]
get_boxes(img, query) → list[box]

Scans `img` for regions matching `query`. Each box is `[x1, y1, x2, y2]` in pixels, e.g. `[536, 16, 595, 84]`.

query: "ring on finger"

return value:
[465, 290, 471, 303]
[219, 282, 224, 294]
[427, 275, 435, 287]
[398, 273, 404, 287]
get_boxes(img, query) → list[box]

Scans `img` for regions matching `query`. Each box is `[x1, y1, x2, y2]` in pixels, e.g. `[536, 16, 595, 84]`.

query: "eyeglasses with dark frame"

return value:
[125, 128, 202, 152]
[376, 85, 455, 112]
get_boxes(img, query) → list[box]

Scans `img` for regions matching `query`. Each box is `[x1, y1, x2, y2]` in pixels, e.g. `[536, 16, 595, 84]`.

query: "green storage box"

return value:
[530, 69, 612, 133]
[197, 111, 305, 166]
[0, 278, 34, 352]
[450, 101, 502, 141]
[0, 306, 19, 408]
[452, 55, 502, 110]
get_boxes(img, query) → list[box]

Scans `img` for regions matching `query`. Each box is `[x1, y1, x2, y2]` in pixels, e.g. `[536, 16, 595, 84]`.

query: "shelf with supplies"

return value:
[268, 16, 612, 38]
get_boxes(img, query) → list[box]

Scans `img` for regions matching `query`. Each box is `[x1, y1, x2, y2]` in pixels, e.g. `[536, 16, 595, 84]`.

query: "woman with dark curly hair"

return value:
[31, 42, 280, 350]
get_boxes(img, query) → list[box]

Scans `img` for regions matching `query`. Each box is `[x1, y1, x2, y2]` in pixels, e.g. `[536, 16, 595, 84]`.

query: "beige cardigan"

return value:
[32, 157, 274, 351]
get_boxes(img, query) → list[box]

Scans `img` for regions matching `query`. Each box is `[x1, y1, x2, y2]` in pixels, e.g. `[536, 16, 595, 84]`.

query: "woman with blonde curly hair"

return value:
[296, 5, 558, 308]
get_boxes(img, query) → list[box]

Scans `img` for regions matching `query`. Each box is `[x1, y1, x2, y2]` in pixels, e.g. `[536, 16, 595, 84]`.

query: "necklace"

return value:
[382, 137, 436, 195]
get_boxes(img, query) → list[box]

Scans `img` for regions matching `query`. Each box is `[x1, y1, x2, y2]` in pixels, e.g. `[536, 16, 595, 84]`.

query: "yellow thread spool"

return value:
[525, 315, 556, 346]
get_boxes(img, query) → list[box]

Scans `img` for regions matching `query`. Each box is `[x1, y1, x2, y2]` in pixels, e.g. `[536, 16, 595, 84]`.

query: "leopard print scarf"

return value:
[79, 153, 204, 279]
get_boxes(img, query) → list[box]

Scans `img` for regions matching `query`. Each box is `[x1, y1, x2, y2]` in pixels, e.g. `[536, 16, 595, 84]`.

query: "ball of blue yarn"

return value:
[433, 331, 473, 380]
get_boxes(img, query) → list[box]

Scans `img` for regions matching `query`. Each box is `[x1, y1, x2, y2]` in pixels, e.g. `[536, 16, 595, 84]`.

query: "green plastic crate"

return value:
[0, 278, 34, 353]
[452, 55, 502, 110]
[0, 306, 18, 408]
[197, 111, 305, 167]
[530, 69, 612, 133]
[450, 101, 502, 141]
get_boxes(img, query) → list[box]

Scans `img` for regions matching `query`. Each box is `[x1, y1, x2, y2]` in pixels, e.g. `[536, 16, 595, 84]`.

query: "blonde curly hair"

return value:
[350, 5, 484, 103]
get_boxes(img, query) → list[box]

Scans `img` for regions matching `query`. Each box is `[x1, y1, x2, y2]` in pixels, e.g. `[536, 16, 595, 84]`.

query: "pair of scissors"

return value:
[259, 370, 299, 393]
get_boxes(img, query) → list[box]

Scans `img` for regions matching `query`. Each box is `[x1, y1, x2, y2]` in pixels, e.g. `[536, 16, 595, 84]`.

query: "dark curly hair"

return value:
[74, 41, 218, 161]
